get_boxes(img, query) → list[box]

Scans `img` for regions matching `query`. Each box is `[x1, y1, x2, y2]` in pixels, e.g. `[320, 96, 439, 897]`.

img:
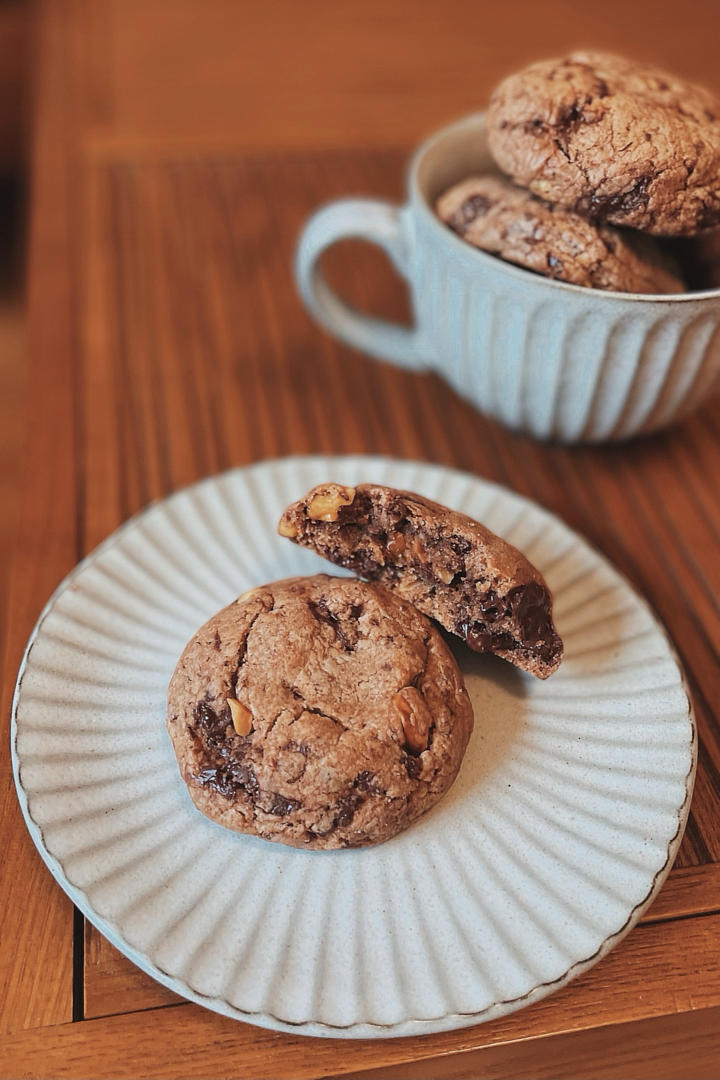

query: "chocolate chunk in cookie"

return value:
[487, 51, 720, 236]
[437, 175, 684, 293]
[167, 575, 473, 850]
[279, 485, 563, 679]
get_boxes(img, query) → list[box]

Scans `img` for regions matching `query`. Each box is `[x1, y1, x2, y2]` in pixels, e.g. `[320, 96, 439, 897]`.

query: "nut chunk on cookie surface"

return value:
[166, 575, 473, 850]
[487, 51, 720, 236]
[279, 484, 563, 679]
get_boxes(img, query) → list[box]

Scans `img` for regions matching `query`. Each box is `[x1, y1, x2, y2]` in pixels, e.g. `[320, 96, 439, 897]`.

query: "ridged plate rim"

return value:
[11, 455, 697, 1039]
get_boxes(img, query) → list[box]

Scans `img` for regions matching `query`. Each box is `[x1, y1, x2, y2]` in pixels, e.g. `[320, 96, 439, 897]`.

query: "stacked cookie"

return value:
[167, 484, 563, 850]
[437, 52, 720, 293]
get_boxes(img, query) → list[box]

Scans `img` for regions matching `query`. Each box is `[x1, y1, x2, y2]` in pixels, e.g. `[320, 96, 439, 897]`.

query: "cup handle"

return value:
[295, 198, 428, 370]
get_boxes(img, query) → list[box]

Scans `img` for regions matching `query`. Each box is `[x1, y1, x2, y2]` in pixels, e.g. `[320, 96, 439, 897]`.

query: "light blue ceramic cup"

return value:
[296, 113, 720, 443]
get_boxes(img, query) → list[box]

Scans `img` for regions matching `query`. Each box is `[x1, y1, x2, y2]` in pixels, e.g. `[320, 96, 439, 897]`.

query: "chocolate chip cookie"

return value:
[278, 485, 563, 679]
[437, 175, 684, 293]
[487, 51, 720, 236]
[167, 575, 473, 850]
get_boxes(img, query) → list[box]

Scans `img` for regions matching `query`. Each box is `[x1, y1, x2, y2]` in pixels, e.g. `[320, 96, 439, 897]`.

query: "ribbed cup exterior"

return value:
[409, 210, 720, 442]
[406, 113, 720, 443]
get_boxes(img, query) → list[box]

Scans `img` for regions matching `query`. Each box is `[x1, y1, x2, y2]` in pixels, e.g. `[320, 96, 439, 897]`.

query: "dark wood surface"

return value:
[3, 1, 720, 1076]
[0, 0, 29, 169]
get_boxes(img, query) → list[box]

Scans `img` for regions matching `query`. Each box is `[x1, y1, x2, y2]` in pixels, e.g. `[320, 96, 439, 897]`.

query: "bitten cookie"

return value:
[436, 175, 684, 293]
[167, 575, 473, 850]
[486, 51, 720, 236]
[279, 485, 563, 679]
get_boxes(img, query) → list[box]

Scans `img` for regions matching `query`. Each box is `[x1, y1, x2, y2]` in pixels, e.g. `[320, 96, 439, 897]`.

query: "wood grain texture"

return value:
[326, 1007, 720, 1080]
[78, 0, 720, 154]
[0, 0, 29, 168]
[0, 292, 25, 650]
[643, 863, 720, 922]
[84, 924, 180, 1021]
[0, 0, 76, 1036]
[7, 0, 720, 1074]
[8, 914, 720, 1079]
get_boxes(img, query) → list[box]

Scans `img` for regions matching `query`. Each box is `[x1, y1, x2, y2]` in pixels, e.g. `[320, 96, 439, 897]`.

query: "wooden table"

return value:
[3, 2, 720, 1076]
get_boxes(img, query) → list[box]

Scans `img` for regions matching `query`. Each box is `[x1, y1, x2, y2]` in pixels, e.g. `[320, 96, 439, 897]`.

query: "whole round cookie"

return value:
[166, 575, 474, 850]
[436, 175, 684, 293]
[487, 51, 720, 236]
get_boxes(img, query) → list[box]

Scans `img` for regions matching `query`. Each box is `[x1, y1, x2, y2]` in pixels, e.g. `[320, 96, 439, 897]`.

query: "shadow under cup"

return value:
[297, 112, 720, 444]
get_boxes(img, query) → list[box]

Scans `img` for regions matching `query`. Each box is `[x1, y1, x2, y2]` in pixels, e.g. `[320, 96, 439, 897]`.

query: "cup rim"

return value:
[408, 110, 720, 304]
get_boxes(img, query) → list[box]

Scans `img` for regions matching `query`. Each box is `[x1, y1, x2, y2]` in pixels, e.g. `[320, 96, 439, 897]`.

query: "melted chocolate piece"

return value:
[404, 754, 422, 780]
[195, 761, 260, 801]
[268, 793, 301, 816]
[354, 770, 377, 792]
[192, 700, 265, 801]
[450, 535, 472, 556]
[464, 626, 492, 652]
[194, 701, 228, 746]
[508, 582, 553, 644]
[586, 176, 651, 221]
[334, 791, 364, 828]
[450, 194, 492, 235]
[336, 548, 384, 580]
[308, 598, 357, 651]
[334, 522, 561, 667]
[464, 625, 517, 653]
[477, 587, 501, 618]
[458, 582, 556, 659]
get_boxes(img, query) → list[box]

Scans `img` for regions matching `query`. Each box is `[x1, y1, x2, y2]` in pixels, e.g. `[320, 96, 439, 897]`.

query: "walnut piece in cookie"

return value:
[487, 51, 720, 236]
[278, 485, 563, 679]
[437, 175, 684, 293]
[166, 575, 473, 850]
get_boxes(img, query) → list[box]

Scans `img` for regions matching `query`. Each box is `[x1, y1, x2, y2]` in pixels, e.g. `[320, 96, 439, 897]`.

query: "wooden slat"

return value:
[0, 0, 29, 168]
[74, 0, 720, 155]
[9, 913, 720, 1080]
[0, 0, 77, 1036]
[328, 1007, 720, 1080]
[0, 293, 25, 644]
[84, 926, 180, 1020]
[643, 862, 720, 922]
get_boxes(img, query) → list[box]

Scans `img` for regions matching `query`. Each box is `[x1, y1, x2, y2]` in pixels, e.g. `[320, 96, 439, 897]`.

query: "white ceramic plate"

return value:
[12, 456, 695, 1039]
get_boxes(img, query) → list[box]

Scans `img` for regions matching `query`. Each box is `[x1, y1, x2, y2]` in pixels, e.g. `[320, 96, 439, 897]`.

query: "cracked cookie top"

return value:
[436, 175, 684, 293]
[487, 51, 720, 236]
[166, 575, 473, 849]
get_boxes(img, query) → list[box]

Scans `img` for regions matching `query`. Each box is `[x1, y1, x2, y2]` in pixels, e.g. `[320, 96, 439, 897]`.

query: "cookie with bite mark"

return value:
[278, 484, 563, 679]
